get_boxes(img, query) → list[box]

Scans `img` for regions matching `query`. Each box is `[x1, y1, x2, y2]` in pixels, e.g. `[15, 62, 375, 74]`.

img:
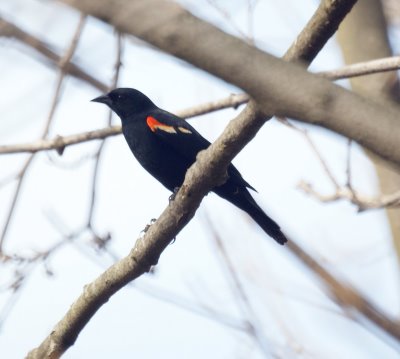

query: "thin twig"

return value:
[206, 0, 254, 44]
[87, 32, 123, 230]
[0, 231, 79, 329]
[345, 139, 353, 188]
[319, 55, 400, 80]
[0, 53, 400, 158]
[286, 240, 400, 345]
[0, 94, 248, 155]
[344, 139, 360, 200]
[298, 181, 400, 211]
[203, 213, 274, 357]
[0, 15, 86, 252]
[280, 118, 400, 212]
[0, 127, 121, 155]
[297, 130, 400, 211]
[0, 16, 108, 92]
[278, 117, 340, 189]
[24, 0, 376, 356]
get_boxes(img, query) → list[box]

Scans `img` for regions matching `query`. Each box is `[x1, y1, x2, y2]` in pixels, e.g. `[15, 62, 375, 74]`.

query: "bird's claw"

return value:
[169, 187, 180, 203]
[142, 218, 156, 234]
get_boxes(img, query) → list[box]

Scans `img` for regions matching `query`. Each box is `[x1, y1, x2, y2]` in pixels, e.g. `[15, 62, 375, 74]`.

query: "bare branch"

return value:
[203, 213, 273, 356]
[319, 55, 400, 80]
[26, 1, 365, 357]
[0, 16, 108, 92]
[206, 0, 254, 44]
[2, 53, 400, 156]
[0, 15, 87, 251]
[287, 240, 400, 343]
[61, 0, 400, 166]
[298, 181, 400, 211]
[0, 156, 34, 251]
[0, 94, 249, 155]
[0, 127, 121, 155]
[87, 32, 123, 230]
[278, 117, 340, 189]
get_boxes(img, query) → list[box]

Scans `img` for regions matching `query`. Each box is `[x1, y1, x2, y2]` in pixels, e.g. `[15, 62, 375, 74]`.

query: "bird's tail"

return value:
[215, 187, 288, 245]
[246, 202, 288, 245]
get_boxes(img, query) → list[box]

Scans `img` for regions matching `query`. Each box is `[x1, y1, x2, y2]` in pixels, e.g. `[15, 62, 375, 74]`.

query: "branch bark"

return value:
[28, 1, 400, 357]
[3, 56, 400, 155]
[59, 0, 400, 168]
[337, 0, 400, 266]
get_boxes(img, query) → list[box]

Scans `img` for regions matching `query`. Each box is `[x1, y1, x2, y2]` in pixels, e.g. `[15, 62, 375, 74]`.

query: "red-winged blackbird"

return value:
[92, 88, 287, 245]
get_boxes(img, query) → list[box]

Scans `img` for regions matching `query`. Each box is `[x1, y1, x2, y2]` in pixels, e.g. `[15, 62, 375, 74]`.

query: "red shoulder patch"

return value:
[146, 116, 177, 134]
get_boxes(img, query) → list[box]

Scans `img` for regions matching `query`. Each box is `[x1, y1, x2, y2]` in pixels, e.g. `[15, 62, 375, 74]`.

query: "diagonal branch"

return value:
[287, 240, 400, 343]
[0, 16, 108, 92]
[26, 1, 366, 357]
[61, 0, 400, 167]
[203, 213, 273, 356]
[3, 54, 400, 156]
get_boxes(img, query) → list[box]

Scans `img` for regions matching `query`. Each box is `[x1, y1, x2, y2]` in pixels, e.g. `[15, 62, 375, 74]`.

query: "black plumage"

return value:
[92, 88, 287, 245]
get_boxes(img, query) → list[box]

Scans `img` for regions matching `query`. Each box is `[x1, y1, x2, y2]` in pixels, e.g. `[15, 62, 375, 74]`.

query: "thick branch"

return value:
[4, 55, 400, 155]
[24, 100, 261, 359]
[337, 0, 400, 268]
[30, 1, 400, 357]
[61, 0, 400, 167]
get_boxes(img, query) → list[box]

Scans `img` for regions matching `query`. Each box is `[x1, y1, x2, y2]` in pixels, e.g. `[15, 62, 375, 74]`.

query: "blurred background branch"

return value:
[0, 0, 399, 358]
[337, 0, 400, 267]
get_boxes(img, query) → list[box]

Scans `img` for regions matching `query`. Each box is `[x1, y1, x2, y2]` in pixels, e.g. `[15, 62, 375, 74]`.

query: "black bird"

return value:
[92, 88, 287, 245]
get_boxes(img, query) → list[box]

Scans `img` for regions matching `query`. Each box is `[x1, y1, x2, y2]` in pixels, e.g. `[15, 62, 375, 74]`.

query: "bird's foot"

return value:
[169, 187, 180, 203]
[140, 218, 176, 244]
[142, 218, 156, 234]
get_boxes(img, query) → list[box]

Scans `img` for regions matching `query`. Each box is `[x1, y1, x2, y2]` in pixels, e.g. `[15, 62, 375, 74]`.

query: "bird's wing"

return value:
[146, 109, 256, 191]
[146, 109, 211, 161]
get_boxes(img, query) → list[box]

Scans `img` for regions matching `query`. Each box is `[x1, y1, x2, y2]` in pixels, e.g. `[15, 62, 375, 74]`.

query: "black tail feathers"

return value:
[214, 185, 288, 245]
[247, 204, 288, 245]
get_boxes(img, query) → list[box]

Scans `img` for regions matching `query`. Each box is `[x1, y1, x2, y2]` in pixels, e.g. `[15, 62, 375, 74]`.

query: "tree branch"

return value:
[26, 0, 369, 357]
[298, 180, 400, 211]
[0, 16, 108, 92]
[0, 15, 87, 251]
[0, 93, 249, 155]
[3, 54, 400, 156]
[59, 0, 400, 168]
[287, 240, 400, 344]
[319, 55, 400, 80]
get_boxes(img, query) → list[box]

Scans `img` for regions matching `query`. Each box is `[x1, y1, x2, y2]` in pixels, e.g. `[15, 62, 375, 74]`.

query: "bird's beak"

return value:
[91, 94, 111, 106]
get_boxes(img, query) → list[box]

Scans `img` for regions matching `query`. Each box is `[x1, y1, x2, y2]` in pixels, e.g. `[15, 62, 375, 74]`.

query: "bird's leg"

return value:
[169, 187, 180, 203]
[142, 218, 156, 234]
[141, 217, 176, 245]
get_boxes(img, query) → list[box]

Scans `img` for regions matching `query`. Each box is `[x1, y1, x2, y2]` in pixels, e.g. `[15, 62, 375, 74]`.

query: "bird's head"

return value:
[91, 88, 156, 119]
